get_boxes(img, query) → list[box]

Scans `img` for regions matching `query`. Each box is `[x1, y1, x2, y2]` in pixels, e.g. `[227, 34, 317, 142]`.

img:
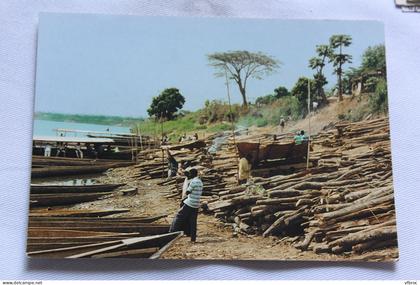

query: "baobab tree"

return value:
[208, 50, 280, 107]
[309, 44, 332, 106]
[329, 34, 353, 101]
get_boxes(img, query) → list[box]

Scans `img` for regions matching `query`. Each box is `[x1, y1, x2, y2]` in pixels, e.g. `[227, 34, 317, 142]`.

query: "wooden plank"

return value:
[30, 183, 125, 194]
[68, 231, 183, 258]
[91, 247, 159, 258]
[27, 229, 129, 238]
[28, 214, 166, 223]
[29, 225, 170, 234]
[29, 208, 130, 217]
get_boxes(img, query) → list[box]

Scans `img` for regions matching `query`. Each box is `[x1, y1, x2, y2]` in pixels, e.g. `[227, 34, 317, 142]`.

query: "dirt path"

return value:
[68, 165, 344, 260]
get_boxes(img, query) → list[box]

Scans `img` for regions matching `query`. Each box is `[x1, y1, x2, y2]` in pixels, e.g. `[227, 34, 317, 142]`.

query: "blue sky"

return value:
[35, 14, 385, 117]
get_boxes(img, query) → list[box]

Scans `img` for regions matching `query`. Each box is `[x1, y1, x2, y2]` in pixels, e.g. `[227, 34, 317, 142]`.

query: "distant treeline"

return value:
[35, 112, 144, 126]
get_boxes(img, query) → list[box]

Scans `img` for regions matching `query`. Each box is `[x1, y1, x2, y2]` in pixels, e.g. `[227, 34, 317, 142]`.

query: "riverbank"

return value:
[29, 101, 397, 260]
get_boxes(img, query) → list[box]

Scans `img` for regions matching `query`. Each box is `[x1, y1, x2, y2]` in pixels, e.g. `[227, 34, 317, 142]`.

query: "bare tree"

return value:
[208, 51, 280, 107]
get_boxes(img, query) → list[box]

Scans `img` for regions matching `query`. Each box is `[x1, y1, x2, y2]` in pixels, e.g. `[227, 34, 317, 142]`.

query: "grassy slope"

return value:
[135, 112, 231, 141]
[37, 93, 381, 140]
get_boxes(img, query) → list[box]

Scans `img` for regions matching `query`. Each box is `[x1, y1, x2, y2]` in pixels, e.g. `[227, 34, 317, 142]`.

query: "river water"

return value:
[32, 119, 131, 185]
[33, 119, 131, 137]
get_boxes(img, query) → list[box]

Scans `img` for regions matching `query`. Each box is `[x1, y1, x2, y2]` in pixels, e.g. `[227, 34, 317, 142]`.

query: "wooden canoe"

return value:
[27, 233, 141, 244]
[28, 231, 183, 258]
[28, 224, 170, 234]
[30, 183, 125, 194]
[27, 233, 144, 251]
[31, 162, 134, 178]
[29, 208, 130, 217]
[27, 228, 133, 238]
[236, 141, 308, 162]
[91, 247, 159, 258]
[30, 192, 111, 207]
[31, 155, 133, 166]
[28, 214, 167, 223]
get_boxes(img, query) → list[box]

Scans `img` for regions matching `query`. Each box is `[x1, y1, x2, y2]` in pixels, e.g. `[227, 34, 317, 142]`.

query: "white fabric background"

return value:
[0, 0, 419, 280]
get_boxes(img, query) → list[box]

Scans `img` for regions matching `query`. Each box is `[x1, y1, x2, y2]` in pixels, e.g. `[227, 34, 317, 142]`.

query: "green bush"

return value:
[255, 94, 277, 106]
[201, 100, 242, 124]
[369, 78, 388, 113]
[238, 96, 302, 128]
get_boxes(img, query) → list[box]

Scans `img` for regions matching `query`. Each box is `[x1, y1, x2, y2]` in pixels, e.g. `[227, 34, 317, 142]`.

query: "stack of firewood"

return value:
[132, 147, 207, 180]
[200, 117, 397, 259]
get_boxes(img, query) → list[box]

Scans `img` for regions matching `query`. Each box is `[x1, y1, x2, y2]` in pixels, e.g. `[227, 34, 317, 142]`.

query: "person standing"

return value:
[44, 143, 52, 157]
[238, 154, 252, 185]
[56, 142, 66, 157]
[75, 142, 83, 159]
[294, 130, 308, 145]
[166, 149, 178, 178]
[170, 168, 203, 242]
[279, 117, 285, 133]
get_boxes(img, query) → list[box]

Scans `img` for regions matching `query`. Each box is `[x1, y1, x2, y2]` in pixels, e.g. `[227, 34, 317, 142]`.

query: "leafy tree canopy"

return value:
[291, 77, 317, 115]
[208, 50, 280, 106]
[255, 94, 277, 106]
[147, 88, 185, 120]
[361, 44, 386, 72]
[274, 86, 289, 98]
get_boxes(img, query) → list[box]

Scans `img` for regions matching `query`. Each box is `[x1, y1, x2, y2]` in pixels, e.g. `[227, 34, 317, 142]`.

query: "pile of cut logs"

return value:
[137, 118, 398, 260]
[133, 146, 207, 180]
[165, 117, 397, 260]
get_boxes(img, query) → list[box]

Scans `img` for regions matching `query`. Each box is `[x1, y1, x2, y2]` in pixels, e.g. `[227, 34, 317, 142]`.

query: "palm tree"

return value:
[329, 35, 353, 101]
[309, 45, 332, 105]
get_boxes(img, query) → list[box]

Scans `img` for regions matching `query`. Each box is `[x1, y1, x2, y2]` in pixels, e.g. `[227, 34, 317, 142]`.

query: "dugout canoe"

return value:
[29, 208, 130, 217]
[29, 223, 170, 234]
[30, 183, 125, 194]
[27, 233, 141, 244]
[236, 141, 308, 163]
[27, 220, 168, 228]
[27, 233, 143, 251]
[30, 192, 111, 207]
[28, 214, 167, 223]
[27, 228, 133, 238]
[31, 162, 134, 178]
[91, 247, 160, 258]
[27, 231, 183, 258]
[31, 156, 132, 166]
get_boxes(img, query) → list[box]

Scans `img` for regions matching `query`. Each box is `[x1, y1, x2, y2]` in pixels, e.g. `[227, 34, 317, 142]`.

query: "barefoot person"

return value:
[169, 168, 203, 242]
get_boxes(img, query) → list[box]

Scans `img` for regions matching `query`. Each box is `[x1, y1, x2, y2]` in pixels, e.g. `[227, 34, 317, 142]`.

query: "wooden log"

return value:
[294, 230, 317, 251]
[328, 226, 397, 248]
[313, 243, 331, 254]
[318, 193, 395, 221]
[256, 196, 312, 205]
[352, 238, 397, 253]
[262, 216, 285, 237]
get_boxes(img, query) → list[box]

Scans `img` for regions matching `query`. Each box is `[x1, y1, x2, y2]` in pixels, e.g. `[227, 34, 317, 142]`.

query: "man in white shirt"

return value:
[169, 168, 203, 242]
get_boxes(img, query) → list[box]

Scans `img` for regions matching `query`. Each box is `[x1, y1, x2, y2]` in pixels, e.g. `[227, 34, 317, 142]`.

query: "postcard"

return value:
[28, 13, 397, 261]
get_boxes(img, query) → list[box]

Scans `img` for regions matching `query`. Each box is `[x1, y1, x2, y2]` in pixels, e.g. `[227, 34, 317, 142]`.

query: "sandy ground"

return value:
[66, 165, 395, 261]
